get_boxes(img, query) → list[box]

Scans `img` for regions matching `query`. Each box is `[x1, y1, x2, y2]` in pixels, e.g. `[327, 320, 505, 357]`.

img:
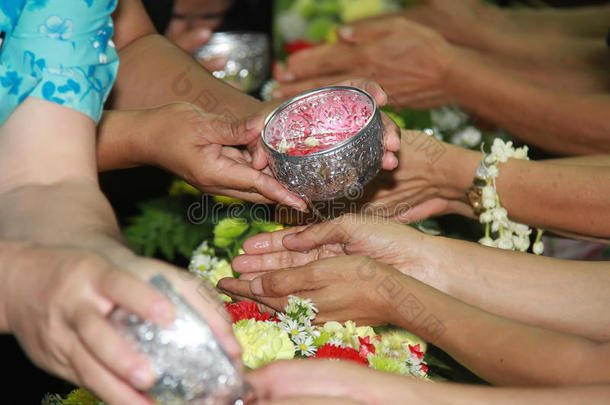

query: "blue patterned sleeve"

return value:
[0, 0, 119, 125]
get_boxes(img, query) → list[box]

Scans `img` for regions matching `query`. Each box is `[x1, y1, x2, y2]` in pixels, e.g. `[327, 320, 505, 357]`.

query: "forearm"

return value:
[97, 109, 156, 171]
[435, 141, 610, 237]
[505, 5, 610, 38]
[418, 234, 610, 342]
[445, 49, 610, 155]
[113, 34, 261, 118]
[387, 274, 610, 385]
[403, 380, 610, 405]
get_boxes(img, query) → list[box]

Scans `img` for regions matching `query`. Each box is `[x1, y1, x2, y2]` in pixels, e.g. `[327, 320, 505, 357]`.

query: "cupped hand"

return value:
[1, 244, 174, 405]
[219, 254, 405, 326]
[248, 359, 406, 405]
[230, 213, 441, 282]
[144, 102, 307, 211]
[274, 17, 456, 109]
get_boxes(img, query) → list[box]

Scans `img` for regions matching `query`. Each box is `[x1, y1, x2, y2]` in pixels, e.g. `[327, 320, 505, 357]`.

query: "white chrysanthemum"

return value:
[294, 334, 317, 357]
[279, 318, 307, 341]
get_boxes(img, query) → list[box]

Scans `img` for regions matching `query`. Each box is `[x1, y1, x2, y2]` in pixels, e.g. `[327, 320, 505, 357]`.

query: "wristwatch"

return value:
[466, 158, 491, 215]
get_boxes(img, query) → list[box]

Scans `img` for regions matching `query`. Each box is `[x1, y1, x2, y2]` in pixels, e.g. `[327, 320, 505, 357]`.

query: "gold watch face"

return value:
[467, 186, 484, 215]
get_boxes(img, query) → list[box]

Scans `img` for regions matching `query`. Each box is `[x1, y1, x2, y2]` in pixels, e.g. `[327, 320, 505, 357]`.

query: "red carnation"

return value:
[409, 344, 424, 360]
[358, 336, 376, 360]
[284, 40, 315, 55]
[314, 343, 368, 366]
[225, 301, 276, 323]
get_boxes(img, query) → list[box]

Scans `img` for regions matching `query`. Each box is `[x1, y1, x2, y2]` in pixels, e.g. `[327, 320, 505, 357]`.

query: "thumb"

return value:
[207, 113, 265, 146]
[282, 219, 352, 252]
[173, 28, 212, 52]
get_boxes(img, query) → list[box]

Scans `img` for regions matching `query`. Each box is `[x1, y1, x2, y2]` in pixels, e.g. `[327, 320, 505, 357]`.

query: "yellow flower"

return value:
[207, 259, 234, 302]
[212, 195, 246, 206]
[339, 0, 384, 22]
[168, 179, 201, 197]
[375, 328, 427, 354]
[321, 321, 375, 349]
[234, 319, 295, 369]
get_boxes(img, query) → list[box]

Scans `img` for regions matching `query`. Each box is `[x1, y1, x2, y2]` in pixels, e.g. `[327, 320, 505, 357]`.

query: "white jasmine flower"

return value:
[513, 146, 529, 160]
[479, 211, 493, 224]
[533, 241, 545, 255]
[479, 236, 497, 247]
[513, 235, 530, 252]
[497, 236, 514, 250]
[450, 126, 482, 148]
[511, 223, 532, 237]
[482, 185, 496, 209]
[430, 106, 467, 131]
[491, 207, 508, 224]
[491, 220, 501, 233]
[486, 165, 499, 179]
[490, 138, 513, 163]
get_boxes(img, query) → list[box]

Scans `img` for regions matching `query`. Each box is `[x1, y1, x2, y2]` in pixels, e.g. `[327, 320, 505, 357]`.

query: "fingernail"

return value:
[198, 28, 212, 40]
[246, 116, 263, 131]
[338, 26, 354, 40]
[283, 234, 296, 246]
[280, 71, 295, 82]
[131, 365, 156, 388]
[285, 194, 307, 212]
[250, 277, 264, 296]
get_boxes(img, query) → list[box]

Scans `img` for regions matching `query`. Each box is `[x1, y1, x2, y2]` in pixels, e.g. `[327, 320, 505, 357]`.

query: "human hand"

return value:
[1, 244, 175, 405]
[363, 130, 477, 222]
[138, 102, 307, 211]
[273, 17, 456, 109]
[220, 254, 408, 326]
[248, 360, 406, 405]
[1, 243, 242, 405]
[229, 213, 443, 283]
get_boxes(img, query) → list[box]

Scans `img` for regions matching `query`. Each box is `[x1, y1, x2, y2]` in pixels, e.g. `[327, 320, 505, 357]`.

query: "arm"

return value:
[367, 131, 610, 238]
[251, 360, 610, 405]
[222, 255, 610, 386]
[111, 0, 260, 118]
[228, 216, 610, 342]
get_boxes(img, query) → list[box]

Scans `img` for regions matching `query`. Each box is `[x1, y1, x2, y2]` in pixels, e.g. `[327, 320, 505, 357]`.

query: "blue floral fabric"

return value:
[0, 0, 119, 125]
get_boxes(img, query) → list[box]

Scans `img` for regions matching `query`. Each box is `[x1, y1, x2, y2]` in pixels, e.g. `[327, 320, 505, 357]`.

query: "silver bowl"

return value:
[109, 275, 250, 405]
[193, 31, 270, 93]
[262, 86, 384, 202]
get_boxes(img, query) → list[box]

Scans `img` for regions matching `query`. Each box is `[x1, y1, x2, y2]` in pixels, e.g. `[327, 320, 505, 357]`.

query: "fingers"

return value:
[215, 159, 307, 211]
[216, 278, 288, 312]
[282, 220, 351, 252]
[381, 113, 401, 152]
[70, 342, 154, 405]
[334, 77, 388, 107]
[241, 226, 306, 254]
[73, 306, 156, 391]
[205, 114, 265, 146]
[338, 15, 411, 45]
[273, 74, 355, 100]
[282, 44, 360, 82]
[172, 28, 212, 52]
[232, 250, 318, 274]
[100, 270, 174, 326]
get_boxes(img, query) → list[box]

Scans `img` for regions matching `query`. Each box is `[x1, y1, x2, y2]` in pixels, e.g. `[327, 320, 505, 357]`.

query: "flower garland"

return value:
[477, 138, 544, 254]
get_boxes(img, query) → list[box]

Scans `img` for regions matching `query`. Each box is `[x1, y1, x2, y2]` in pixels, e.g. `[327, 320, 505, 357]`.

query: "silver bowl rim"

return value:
[204, 31, 270, 42]
[262, 86, 379, 161]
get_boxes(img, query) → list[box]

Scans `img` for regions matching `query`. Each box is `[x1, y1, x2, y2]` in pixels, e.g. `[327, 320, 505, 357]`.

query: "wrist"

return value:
[0, 240, 35, 332]
[437, 143, 481, 202]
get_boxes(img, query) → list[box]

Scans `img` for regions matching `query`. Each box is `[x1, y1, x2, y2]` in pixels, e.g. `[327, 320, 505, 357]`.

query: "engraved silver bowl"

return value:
[193, 31, 270, 93]
[109, 275, 250, 405]
[262, 86, 384, 202]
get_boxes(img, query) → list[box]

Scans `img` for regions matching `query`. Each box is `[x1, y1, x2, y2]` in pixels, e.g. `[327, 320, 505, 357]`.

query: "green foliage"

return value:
[123, 196, 212, 262]
[381, 105, 432, 130]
